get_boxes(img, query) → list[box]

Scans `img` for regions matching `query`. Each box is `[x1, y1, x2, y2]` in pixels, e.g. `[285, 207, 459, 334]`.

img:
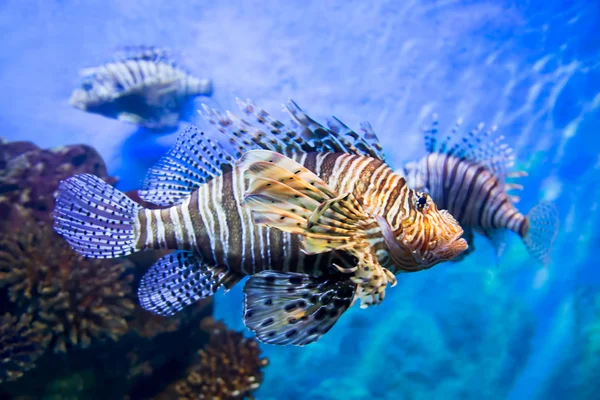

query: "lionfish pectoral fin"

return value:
[143, 78, 180, 106]
[138, 125, 235, 206]
[239, 150, 376, 255]
[138, 251, 238, 316]
[487, 229, 508, 267]
[117, 112, 144, 125]
[242, 271, 357, 346]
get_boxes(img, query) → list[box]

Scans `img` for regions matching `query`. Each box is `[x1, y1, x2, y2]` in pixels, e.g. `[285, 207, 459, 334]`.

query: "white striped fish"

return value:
[402, 116, 559, 265]
[53, 100, 467, 346]
[70, 46, 212, 130]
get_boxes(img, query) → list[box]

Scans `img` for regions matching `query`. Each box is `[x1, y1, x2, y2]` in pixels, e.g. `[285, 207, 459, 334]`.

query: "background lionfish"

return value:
[53, 99, 467, 346]
[70, 46, 213, 130]
[402, 116, 559, 265]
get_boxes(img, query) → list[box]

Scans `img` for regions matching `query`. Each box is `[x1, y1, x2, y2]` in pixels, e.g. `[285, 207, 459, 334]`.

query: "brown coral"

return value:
[0, 137, 117, 226]
[0, 221, 135, 352]
[0, 313, 50, 383]
[172, 321, 269, 400]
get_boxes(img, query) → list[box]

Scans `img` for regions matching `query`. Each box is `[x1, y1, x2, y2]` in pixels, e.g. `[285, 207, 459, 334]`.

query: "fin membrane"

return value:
[138, 125, 235, 206]
[53, 173, 140, 259]
[138, 251, 241, 316]
[243, 271, 357, 346]
[238, 150, 377, 254]
[523, 202, 559, 265]
[199, 98, 386, 160]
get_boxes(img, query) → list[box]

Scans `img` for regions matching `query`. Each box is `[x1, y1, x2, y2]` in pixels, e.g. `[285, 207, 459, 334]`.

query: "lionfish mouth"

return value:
[447, 235, 469, 257]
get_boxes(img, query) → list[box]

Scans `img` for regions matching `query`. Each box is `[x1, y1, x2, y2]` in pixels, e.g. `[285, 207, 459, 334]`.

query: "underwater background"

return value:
[1, 0, 599, 399]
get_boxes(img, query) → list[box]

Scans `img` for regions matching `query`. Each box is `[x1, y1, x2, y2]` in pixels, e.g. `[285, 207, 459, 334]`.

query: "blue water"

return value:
[1, 0, 599, 398]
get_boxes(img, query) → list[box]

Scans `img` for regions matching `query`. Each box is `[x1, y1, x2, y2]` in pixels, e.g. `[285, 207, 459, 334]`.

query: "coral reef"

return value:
[0, 137, 116, 225]
[0, 136, 264, 398]
[0, 313, 50, 383]
[158, 321, 269, 400]
[0, 221, 135, 352]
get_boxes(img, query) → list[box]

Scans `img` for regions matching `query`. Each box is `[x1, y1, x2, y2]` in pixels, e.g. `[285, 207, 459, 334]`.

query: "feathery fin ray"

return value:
[238, 150, 396, 308]
[243, 271, 357, 346]
[53, 174, 140, 259]
[139, 125, 235, 206]
[138, 251, 242, 316]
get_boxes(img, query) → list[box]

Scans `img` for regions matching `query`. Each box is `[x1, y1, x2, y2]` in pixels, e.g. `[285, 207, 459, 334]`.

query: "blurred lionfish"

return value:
[402, 116, 559, 264]
[70, 46, 213, 130]
[53, 100, 467, 346]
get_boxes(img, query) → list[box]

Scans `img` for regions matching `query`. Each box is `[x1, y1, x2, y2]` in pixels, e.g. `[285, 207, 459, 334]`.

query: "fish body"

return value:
[70, 46, 212, 130]
[403, 117, 559, 264]
[54, 100, 467, 346]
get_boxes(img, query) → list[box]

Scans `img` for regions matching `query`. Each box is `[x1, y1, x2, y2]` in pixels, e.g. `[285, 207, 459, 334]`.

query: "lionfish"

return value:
[53, 100, 467, 346]
[402, 116, 559, 264]
[70, 46, 213, 130]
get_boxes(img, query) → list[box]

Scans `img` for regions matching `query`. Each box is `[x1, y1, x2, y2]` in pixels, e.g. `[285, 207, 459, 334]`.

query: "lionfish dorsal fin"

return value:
[286, 100, 385, 160]
[112, 46, 177, 67]
[199, 100, 306, 157]
[138, 125, 235, 206]
[422, 114, 515, 179]
[199, 99, 386, 161]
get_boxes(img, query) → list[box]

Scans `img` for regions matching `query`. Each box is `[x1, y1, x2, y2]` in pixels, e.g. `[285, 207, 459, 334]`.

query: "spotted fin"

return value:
[243, 271, 357, 346]
[238, 150, 377, 255]
[199, 98, 386, 160]
[422, 115, 514, 178]
[138, 251, 241, 316]
[285, 100, 386, 160]
[53, 173, 140, 259]
[138, 125, 235, 206]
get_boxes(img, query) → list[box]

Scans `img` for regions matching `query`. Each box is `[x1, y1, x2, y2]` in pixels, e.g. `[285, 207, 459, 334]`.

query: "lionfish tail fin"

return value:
[522, 202, 559, 265]
[53, 174, 141, 259]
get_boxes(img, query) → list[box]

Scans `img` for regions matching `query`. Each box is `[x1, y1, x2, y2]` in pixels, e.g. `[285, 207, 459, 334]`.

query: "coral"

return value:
[129, 306, 182, 339]
[160, 321, 268, 400]
[0, 137, 117, 225]
[0, 221, 135, 352]
[0, 313, 50, 383]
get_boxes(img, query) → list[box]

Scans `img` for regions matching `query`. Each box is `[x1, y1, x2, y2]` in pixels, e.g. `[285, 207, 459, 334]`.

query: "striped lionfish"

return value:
[402, 116, 559, 264]
[53, 100, 467, 346]
[70, 46, 213, 130]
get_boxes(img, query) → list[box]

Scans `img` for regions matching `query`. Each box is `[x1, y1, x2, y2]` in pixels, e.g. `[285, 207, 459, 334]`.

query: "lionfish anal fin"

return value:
[138, 251, 242, 316]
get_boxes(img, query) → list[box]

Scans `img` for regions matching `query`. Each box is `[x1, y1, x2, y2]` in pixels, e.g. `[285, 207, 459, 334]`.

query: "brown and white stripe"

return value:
[419, 153, 527, 236]
[131, 151, 423, 277]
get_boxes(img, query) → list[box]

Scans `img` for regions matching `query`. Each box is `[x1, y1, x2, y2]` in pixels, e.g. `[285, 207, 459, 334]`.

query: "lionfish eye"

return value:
[417, 194, 428, 210]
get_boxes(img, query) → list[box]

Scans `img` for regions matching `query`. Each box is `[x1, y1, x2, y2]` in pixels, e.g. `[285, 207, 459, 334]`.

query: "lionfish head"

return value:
[377, 190, 467, 272]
